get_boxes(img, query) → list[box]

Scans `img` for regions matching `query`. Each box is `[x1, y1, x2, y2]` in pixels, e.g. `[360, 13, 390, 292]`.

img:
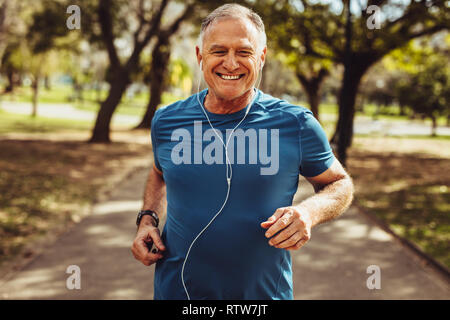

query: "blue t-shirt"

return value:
[151, 89, 335, 300]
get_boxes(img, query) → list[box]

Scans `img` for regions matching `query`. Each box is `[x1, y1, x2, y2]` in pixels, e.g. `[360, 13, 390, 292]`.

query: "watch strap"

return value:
[137, 210, 159, 228]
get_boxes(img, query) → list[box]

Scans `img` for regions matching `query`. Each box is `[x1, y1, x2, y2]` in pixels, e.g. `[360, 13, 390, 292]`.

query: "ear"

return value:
[196, 46, 202, 69]
[260, 46, 267, 70]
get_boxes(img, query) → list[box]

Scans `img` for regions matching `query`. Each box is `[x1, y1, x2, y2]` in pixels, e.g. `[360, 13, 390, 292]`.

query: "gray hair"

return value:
[197, 3, 267, 53]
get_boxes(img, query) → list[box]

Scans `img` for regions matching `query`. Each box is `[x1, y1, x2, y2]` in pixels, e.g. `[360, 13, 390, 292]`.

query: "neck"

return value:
[204, 89, 255, 114]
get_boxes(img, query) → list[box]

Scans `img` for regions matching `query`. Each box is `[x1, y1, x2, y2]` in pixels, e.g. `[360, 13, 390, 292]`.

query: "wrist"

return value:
[140, 215, 158, 228]
[295, 205, 314, 228]
[136, 210, 159, 228]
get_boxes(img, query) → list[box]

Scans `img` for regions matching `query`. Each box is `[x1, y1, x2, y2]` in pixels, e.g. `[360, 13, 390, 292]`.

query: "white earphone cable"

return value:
[181, 63, 263, 300]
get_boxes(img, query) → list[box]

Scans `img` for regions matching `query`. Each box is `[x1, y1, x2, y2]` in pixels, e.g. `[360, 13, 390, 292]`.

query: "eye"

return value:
[213, 51, 226, 56]
[239, 51, 252, 56]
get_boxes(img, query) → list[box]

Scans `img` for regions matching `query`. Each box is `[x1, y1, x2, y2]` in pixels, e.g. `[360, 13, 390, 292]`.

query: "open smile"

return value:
[216, 72, 245, 80]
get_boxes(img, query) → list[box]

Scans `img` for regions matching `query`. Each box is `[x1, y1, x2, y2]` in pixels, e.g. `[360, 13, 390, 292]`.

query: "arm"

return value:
[299, 158, 354, 227]
[142, 164, 167, 223]
[261, 158, 354, 250]
[131, 165, 167, 266]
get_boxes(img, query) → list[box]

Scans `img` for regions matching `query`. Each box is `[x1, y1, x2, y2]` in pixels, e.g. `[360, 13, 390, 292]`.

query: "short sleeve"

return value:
[150, 110, 162, 172]
[299, 111, 335, 177]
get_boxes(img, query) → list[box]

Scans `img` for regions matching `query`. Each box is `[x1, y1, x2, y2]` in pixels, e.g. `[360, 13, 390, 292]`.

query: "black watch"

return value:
[136, 210, 159, 228]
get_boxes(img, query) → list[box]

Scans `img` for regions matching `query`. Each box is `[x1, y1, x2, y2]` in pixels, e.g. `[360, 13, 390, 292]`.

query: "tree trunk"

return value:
[399, 103, 407, 116]
[4, 68, 15, 93]
[331, 61, 367, 166]
[305, 87, 320, 121]
[44, 75, 51, 90]
[72, 78, 83, 102]
[89, 70, 129, 143]
[431, 116, 437, 137]
[31, 75, 39, 118]
[296, 68, 328, 122]
[135, 38, 171, 130]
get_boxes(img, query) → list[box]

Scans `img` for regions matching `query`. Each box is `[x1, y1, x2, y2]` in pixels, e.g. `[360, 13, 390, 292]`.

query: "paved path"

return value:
[0, 167, 448, 299]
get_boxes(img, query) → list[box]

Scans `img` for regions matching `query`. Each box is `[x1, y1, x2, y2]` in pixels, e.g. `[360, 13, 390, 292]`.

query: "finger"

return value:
[135, 237, 152, 259]
[134, 239, 164, 266]
[144, 239, 162, 254]
[148, 228, 166, 251]
[144, 251, 164, 265]
[268, 224, 298, 246]
[261, 207, 286, 229]
[285, 234, 311, 251]
[275, 231, 303, 249]
[144, 237, 154, 251]
[265, 208, 294, 238]
[260, 219, 275, 229]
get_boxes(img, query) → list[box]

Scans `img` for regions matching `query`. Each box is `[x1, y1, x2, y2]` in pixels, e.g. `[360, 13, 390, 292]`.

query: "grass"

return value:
[73, 91, 181, 116]
[347, 139, 450, 268]
[1, 85, 73, 104]
[0, 109, 94, 134]
[1, 84, 182, 117]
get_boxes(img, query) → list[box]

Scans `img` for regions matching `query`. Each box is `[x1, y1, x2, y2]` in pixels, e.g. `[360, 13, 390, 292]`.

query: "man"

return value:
[131, 4, 354, 300]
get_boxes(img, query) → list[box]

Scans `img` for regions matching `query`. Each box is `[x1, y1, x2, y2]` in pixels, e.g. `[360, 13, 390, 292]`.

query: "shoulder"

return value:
[152, 93, 199, 125]
[255, 90, 314, 124]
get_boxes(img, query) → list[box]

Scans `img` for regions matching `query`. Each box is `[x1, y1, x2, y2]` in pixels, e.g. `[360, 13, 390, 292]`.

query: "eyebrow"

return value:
[208, 44, 255, 52]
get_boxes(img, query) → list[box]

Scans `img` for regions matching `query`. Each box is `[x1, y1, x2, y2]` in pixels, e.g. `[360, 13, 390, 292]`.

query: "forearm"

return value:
[296, 176, 354, 228]
[141, 166, 167, 227]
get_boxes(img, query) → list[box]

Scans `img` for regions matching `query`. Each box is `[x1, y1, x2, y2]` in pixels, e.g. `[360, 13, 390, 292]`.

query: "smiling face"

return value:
[196, 17, 266, 104]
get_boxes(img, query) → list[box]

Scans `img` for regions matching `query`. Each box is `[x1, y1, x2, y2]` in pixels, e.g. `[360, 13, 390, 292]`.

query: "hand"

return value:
[260, 207, 312, 251]
[131, 223, 166, 266]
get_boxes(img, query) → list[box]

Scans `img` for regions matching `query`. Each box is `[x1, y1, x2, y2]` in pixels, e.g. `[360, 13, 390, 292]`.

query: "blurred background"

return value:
[0, 0, 448, 298]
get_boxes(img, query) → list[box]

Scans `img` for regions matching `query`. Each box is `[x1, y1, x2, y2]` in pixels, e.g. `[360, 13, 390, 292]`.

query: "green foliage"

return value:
[26, 0, 72, 54]
[389, 40, 450, 122]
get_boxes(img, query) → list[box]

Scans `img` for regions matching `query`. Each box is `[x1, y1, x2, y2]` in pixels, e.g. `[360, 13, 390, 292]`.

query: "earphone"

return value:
[180, 58, 264, 300]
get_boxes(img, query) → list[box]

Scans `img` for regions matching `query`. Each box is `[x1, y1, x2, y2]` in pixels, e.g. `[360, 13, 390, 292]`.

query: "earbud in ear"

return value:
[199, 61, 202, 70]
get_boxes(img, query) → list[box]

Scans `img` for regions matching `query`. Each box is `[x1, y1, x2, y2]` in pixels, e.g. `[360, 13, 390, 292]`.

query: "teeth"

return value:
[220, 74, 240, 80]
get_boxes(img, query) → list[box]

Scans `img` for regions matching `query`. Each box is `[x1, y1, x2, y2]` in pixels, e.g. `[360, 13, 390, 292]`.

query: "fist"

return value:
[260, 207, 312, 250]
[131, 225, 166, 266]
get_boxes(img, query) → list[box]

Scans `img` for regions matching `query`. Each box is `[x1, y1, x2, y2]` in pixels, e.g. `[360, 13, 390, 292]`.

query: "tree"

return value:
[0, 0, 37, 92]
[292, 58, 330, 121]
[88, 0, 195, 142]
[392, 40, 450, 136]
[358, 62, 402, 119]
[257, 0, 450, 165]
[261, 2, 335, 121]
[134, 4, 194, 129]
[0, 0, 9, 66]
[24, 0, 78, 116]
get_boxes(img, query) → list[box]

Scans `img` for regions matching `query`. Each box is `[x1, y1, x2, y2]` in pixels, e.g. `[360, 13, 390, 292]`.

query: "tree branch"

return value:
[98, 0, 120, 68]
[166, 3, 194, 36]
[126, 0, 170, 70]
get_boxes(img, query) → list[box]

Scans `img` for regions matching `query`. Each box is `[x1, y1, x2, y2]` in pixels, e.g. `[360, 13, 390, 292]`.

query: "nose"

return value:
[222, 53, 239, 71]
